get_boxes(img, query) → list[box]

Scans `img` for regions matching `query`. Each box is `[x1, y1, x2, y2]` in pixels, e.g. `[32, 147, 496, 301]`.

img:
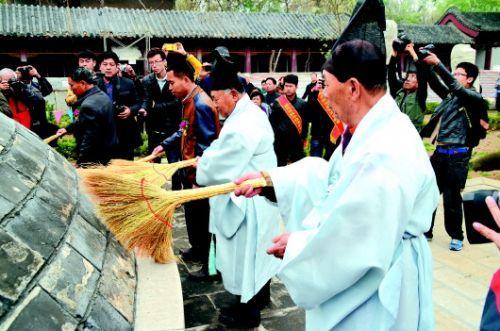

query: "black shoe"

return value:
[188, 268, 221, 282]
[218, 304, 260, 328]
[179, 247, 203, 263]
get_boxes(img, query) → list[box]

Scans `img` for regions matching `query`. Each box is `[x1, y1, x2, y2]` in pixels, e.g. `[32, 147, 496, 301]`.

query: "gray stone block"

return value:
[0, 114, 15, 148]
[83, 295, 132, 331]
[37, 186, 75, 221]
[0, 195, 15, 221]
[4, 195, 68, 259]
[4, 287, 77, 331]
[0, 229, 44, 301]
[270, 280, 296, 309]
[40, 160, 78, 206]
[4, 135, 45, 182]
[99, 239, 136, 323]
[0, 163, 35, 205]
[66, 215, 106, 270]
[184, 295, 218, 328]
[39, 245, 99, 317]
[78, 193, 107, 234]
[261, 307, 305, 331]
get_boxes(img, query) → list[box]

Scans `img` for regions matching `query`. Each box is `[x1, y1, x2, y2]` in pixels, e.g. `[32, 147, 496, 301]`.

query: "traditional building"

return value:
[0, 3, 473, 77]
[437, 7, 500, 70]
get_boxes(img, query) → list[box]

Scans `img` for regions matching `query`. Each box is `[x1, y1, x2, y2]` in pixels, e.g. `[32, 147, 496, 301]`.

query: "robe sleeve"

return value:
[196, 130, 255, 185]
[267, 157, 330, 231]
[274, 153, 418, 309]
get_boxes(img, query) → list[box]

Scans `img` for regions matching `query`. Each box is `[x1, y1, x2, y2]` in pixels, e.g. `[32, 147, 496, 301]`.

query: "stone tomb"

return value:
[0, 113, 136, 330]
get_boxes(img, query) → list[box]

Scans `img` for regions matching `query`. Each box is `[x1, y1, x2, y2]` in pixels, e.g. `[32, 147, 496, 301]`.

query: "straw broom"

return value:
[88, 157, 197, 185]
[80, 171, 267, 263]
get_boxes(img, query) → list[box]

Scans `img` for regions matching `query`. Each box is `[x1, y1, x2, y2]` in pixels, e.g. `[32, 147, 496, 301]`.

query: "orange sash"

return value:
[317, 91, 344, 143]
[276, 95, 302, 135]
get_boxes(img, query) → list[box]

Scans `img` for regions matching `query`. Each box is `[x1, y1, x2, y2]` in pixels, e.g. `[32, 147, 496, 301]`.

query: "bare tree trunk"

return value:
[273, 49, 282, 72]
[269, 50, 276, 73]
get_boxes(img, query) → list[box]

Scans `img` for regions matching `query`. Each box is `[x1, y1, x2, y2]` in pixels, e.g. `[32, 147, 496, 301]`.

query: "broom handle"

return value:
[43, 132, 64, 144]
[177, 178, 269, 201]
[138, 152, 165, 163]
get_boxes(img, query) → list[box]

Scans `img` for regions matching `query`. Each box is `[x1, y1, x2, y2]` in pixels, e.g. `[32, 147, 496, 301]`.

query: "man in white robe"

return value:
[235, 40, 439, 330]
[196, 49, 281, 328]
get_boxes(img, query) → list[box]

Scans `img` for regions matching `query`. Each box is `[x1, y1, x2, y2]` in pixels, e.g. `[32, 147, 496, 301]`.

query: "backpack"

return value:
[461, 98, 489, 148]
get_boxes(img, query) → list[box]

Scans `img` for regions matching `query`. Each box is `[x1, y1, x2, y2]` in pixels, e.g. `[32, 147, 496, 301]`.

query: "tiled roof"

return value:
[438, 7, 500, 32]
[0, 3, 345, 40]
[399, 24, 472, 45]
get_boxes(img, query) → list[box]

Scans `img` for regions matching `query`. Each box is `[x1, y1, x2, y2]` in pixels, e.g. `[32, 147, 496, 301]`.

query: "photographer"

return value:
[388, 36, 428, 131]
[0, 68, 49, 137]
[420, 53, 489, 251]
[57, 67, 117, 166]
[140, 48, 182, 182]
[96, 51, 142, 160]
[17, 65, 53, 97]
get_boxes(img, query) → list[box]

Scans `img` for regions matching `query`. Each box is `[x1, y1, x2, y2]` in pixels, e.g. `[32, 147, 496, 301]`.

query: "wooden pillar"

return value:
[485, 47, 492, 70]
[245, 49, 252, 73]
[291, 49, 298, 73]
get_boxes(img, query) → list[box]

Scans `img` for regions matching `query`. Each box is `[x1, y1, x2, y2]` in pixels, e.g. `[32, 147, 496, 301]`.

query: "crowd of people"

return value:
[0, 36, 497, 330]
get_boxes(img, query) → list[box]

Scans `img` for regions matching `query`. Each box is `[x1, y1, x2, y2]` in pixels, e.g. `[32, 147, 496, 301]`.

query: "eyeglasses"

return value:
[453, 72, 467, 77]
[148, 60, 165, 66]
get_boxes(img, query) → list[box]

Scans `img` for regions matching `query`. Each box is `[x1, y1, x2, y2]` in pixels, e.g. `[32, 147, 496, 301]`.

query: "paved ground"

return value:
[173, 177, 499, 331]
[431, 177, 499, 331]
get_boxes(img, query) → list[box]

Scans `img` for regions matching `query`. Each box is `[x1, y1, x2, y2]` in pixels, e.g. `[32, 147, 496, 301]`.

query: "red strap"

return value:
[140, 178, 173, 228]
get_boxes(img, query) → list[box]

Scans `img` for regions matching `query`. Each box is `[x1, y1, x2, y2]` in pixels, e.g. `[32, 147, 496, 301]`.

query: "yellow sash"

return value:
[317, 91, 344, 143]
[276, 95, 302, 136]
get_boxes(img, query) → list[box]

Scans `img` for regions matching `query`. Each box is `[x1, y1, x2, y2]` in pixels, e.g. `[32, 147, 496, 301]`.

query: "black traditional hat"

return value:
[166, 51, 195, 81]
[331, 0, 386, 58]
[211, 47, 243, 92]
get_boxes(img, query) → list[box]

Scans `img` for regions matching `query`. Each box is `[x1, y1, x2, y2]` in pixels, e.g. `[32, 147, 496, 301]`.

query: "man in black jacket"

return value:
[139, 48, 182, 162]
[57, 68, 117, 166]
[269, 74, 308, 166]
[97, 51, 142, 160]
[421, 53, 488, 251]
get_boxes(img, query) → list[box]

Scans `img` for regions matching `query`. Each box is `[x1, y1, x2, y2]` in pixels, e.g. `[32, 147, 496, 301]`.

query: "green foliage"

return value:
[424, 141, 435, 153]
[55, 135, 77, 161]
[470, 150, 500, 171]
[488, 110, 500, 131]
[134, 131, 149, 157]
[425, 101, 440, 114]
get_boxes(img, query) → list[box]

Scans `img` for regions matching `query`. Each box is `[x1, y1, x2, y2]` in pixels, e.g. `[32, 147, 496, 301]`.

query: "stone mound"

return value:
[0, 113, 136, 330]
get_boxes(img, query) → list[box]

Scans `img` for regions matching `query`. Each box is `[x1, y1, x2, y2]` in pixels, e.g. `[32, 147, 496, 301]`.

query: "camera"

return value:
[114, 103, 127, 115]
[17, 65, 33, 81]
[7, 77, 25, 93]
[416, 44, 435, 60]
[392, 33, 412, 53]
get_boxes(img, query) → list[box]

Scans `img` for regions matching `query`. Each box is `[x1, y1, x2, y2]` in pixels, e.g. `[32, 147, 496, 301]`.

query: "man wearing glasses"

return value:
[140, 48, 182, 187]
[421, 53, 488, 251]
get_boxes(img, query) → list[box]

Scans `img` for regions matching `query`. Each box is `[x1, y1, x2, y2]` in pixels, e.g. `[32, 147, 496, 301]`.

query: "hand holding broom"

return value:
[43, 128, 67, 144]
[79, 170, 268, 263]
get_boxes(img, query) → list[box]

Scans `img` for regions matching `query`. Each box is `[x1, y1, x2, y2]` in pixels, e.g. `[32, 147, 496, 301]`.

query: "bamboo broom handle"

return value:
[138, 152, 165, 163]
[168, 177, 269, 201]
[43, 132, 64, 144]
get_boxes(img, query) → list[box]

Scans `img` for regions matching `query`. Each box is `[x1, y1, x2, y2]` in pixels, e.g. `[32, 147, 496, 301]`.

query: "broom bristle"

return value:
[79, 169, 267, 263]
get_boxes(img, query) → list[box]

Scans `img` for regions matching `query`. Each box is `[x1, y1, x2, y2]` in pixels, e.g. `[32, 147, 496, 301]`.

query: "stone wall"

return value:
[0, 113, 137, 330]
